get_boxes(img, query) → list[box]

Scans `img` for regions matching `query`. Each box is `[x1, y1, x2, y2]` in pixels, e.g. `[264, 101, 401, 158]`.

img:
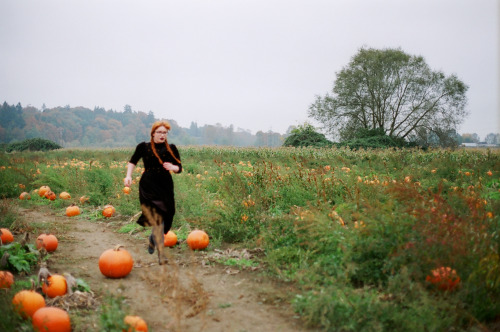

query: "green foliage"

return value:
[84, 168, 116, 205]
[1, 146, 500, 331]
[283, 123, 332, 147]
[6, 138, 62, 152]
[337, 128, 412, 149]
[216, 257, 259, 269]
[0, 243, 40, 273]
[99, 294, 129, 331]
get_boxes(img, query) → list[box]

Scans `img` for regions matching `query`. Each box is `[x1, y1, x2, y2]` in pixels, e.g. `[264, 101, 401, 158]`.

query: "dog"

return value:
[141, 204, 167, 265]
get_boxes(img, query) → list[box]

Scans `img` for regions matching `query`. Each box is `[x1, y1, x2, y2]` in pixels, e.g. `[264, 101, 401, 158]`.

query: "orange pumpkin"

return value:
[32, 307, 71, 332]
[79, 196, 90, 204]
[186, 230, 210, 250]
[38, 186, 50, 197]
[163, 231, 178, 247]
[36, 234, 58, 252]
[12, 290, 46, 318]
[124, 315, 148, 332]
[426, 266, 461, 291]
[0, 270, 14, 289]
[0, 228, 14, 244]
[122, 187, 131, 194]
[65, 204, 80, 217]
[44, 190, 57, 201]
[59, 191, 71, 200]
[102, 204, 116, 218]
[19, 192, 31, 200]
[99, 245, 134, 278]
[42, 274, 67, 298]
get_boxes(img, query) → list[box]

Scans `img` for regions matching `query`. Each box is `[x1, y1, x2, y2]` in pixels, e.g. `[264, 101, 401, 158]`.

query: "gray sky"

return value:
[1, 0, 498, 139]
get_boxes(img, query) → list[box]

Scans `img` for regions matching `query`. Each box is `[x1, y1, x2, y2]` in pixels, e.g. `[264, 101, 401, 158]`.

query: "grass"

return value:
[1, 146, 499, 331]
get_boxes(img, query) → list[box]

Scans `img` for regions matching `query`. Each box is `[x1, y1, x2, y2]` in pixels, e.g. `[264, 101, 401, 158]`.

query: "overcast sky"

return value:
[1, 0, 498, 139]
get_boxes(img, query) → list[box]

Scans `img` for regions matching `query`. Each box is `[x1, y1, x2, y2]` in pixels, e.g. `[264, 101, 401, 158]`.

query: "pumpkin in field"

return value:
[42, 274, 67, 298]
[19, 192, 31, 200]
[59, 191, 71, 200]
[12, 290, 46, 318]
[0, 270, 14, 289]
[36, 234, 58, 252]
[186, 230, 210, 250]
[32, 307, 71, 332]
[79, 196, 90, 204]
[123, 187, 131, 194]
[38, 186, 51, 197]
[124, 315, 148, 332]
[426, 266, 461, 291]
[99, 245, 133, 278]
[163, 230, 178, 247]
[65, 204, 80, 217]
[102, 204, 116, 218]
[0, 228, 14, 244]
[44, 190, 57, 201]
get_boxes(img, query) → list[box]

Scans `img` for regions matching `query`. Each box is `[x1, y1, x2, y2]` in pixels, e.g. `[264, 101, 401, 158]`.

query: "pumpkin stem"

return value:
[114, 244, 125, 251]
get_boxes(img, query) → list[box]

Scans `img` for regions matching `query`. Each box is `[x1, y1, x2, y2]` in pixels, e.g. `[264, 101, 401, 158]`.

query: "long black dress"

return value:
[129, 142, 182, 234]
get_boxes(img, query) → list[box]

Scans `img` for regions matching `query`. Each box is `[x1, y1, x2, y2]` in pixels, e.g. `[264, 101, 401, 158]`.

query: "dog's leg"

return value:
[153, 223, 165, 265]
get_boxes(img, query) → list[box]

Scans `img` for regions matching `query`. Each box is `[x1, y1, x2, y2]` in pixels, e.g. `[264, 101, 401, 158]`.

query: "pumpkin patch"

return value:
[0, 228, 14, 244]
[12, 290, 46, 318]
[59, 191, 71, 200]
[426, 266, 461, 291]
[186, 230, 210, 250]
[32, 307, 71, 332]
[38, 186, 50, 197]
[99, 245, 133, 278]
[0, 270, 14, 289]
[163, 230, 178, 247]
[102, 204, 116, 218]
[44, 190, 57, 201]
[42, 274, 68, 298]
[36, 234, 58, 252]
[124, 315, 148, 332]
[19, 192, 31, 200]
[65, 204, 81, 217]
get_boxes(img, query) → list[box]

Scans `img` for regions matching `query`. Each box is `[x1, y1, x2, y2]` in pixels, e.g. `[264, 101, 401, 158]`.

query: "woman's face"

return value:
[153, 126, 168, 143]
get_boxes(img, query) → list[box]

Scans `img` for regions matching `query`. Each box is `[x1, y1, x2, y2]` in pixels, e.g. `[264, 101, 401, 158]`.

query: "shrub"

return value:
[6, 138, 62, 152]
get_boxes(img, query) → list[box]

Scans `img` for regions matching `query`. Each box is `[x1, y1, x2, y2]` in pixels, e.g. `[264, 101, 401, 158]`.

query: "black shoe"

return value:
[148, 234, 155, 254]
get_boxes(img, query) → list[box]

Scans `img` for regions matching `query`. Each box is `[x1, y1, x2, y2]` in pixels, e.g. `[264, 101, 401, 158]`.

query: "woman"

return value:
[124, 121, 182, 254]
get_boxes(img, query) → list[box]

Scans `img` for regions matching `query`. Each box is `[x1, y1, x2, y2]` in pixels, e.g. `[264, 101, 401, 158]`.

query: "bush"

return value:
[6, 138, 62, 152]
[283, 123, 332, 147]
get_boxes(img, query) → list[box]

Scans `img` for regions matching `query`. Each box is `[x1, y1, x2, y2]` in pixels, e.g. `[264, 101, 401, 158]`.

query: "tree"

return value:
[485, 133, 499, 145]
[282, 123, 332, 147]
[461, 133, 480, 143]
[309, 47, 469, 146]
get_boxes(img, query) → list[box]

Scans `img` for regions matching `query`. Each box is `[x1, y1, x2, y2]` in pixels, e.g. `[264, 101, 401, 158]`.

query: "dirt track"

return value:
[21, 206, 310, 332]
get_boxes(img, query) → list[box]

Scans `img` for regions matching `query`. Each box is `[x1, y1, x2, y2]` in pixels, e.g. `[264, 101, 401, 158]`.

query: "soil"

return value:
[18, 205, 313, 332]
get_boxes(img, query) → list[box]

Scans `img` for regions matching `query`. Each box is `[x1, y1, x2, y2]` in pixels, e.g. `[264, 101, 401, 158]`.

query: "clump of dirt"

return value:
[18, 206, 311, 332]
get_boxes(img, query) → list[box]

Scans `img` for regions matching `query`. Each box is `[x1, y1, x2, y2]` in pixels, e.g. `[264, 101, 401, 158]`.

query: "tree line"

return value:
[0, 103, 286, 148]
[2, 47, 498, 150]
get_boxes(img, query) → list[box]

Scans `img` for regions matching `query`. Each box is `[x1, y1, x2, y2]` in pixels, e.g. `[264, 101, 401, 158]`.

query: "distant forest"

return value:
[0, 102, 287, 148]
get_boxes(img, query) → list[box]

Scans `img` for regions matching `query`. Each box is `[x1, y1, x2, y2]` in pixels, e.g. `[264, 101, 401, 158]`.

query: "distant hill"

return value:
[0, 102, 285, 148]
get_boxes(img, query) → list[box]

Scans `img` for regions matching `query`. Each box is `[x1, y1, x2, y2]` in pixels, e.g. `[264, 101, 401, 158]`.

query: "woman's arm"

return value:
[124, 162, 136, 187]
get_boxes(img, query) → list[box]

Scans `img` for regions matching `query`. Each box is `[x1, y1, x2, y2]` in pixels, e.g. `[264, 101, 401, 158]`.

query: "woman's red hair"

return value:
[150, 121, 181, 165]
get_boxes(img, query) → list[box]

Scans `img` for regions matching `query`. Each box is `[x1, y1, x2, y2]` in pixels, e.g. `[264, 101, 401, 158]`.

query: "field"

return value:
[0, 146, 499, 331]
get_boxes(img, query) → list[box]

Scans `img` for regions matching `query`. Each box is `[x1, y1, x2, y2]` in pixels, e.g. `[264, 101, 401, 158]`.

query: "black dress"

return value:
[129, 142, 182, 234]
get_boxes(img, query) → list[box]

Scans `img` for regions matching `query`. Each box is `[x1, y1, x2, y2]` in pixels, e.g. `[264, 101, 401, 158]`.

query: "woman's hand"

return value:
[163, 162, 179, 173]
[124, 176, 132, 187]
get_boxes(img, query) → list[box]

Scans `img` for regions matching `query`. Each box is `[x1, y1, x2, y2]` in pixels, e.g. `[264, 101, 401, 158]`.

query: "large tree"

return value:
[309, 48, 469, 144]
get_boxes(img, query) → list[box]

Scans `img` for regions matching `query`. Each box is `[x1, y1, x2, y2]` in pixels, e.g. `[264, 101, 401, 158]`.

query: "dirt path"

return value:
[21, 206, 310, 332]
